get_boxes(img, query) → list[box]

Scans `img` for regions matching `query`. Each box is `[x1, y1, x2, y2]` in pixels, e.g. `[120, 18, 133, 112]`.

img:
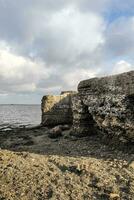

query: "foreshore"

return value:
[0, 125, 134, 199]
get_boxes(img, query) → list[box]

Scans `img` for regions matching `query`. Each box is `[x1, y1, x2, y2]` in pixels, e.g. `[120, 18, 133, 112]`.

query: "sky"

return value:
[0, 0, 134, 104]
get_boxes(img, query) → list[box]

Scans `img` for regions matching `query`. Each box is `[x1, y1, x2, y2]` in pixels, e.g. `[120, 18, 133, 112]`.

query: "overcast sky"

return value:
[0, 0, 134, 104]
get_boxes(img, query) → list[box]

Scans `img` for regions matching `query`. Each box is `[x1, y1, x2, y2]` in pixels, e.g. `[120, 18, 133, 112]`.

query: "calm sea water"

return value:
[0, 104, 41, 129]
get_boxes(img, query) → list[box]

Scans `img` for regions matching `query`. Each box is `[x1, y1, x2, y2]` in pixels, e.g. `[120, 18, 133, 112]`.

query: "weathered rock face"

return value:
[41, 91, 76, 126]
[72, 71, 134, 142]
[72, 94, 97, 136]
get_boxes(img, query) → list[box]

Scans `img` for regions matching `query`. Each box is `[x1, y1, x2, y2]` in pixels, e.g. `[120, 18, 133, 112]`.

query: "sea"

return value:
[0, 104, 41, 130]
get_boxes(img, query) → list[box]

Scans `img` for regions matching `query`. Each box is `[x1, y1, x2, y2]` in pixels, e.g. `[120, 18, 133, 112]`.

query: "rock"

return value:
[72, 71, 134, 142]
[110, 193, 120, 199]
[41, 91, 76, 126]
[41, 71, 134, 144]
[48, 126, 62, 138]
[71, 94, 97, 136]
[59, 125, 71, 131]
[1, 149, 134, 200]
[129, 161, 134, 170]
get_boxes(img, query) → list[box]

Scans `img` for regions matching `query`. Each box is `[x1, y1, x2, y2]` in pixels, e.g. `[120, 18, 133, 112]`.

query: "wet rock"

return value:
[48, 126, 62, 138]
[59, 124, 71, 131]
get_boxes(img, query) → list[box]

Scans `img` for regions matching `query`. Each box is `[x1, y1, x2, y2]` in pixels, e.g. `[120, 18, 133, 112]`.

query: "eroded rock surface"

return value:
[41, 91, 76, 127]
[73, 71, 134, 142]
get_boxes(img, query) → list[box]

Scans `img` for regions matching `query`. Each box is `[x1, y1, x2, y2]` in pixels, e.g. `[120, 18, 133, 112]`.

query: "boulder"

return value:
[48, 126, 62, 138]
[59, 124, 71, 131]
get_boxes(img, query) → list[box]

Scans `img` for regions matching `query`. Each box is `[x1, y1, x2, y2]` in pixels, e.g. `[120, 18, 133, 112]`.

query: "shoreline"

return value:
[0, 125, 134, 199]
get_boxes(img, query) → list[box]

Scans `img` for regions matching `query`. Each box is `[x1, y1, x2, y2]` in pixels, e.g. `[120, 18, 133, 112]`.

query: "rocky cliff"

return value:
[72, 71, 134, 143]
[0, 71, 134, 200]
[41, 71, 134, 144]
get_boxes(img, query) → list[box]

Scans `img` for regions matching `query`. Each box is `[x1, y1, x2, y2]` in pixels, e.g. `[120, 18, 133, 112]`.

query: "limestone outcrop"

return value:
[73, 71, 134, 142]
[41, 91, 76, 126]
[41, 71, 134, 143]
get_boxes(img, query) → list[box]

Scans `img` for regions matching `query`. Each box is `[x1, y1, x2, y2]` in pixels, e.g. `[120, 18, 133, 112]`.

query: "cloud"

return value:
[0, 3, 105, 61]
[112, 60, 134, 75]
[63, 68, 101, 89]
[105, 16, 134, 57]
[0, 0, 106, 102]
[33, 8, 105, 66]
[0, 1, 105, 66]
[0, 42, 50, 94]
[0, 0, 133, 103]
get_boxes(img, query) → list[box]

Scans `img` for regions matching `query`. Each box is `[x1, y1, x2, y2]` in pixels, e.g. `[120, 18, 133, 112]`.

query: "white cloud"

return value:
[0, 0, 133, 103]
[42, 7, 105, 64]
[0, 46, 47, 80]
[0, 43, 50, 93]
[63, 68, 101, 88]
[21, 6, 105, 68]
[38, 86, 62, 93]
[112, 60, 134, 75]
[12, 83, 37, 93]
[0, 1, 106, 66]
[0, 1, 106, 101]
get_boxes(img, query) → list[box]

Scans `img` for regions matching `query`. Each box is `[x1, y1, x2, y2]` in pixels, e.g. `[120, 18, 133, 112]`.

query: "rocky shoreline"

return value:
[0, 126, 134, 200]
[0, 71, 134, 200]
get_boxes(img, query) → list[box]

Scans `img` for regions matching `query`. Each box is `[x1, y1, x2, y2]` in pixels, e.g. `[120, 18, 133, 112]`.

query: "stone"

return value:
[59, 125, 71, 131]
[48, 126, 62, 138]
[129, 161, 134, 170]
[41, 71, 134, 144]
[72, 71, 134, 141]
[71, 94, 97, 136]
[110, 193, 120, 199]
[41, 91, 76, 127]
